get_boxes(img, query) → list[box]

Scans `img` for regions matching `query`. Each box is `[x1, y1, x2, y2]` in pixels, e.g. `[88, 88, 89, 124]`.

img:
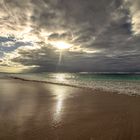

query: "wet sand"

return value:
[0, 79, 140, 140]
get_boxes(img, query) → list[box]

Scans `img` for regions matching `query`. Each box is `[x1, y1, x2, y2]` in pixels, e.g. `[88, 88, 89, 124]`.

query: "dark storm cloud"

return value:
[0, 0, 140, 72]
[29, 0, 124, 40]
[48, 32, 73, 42]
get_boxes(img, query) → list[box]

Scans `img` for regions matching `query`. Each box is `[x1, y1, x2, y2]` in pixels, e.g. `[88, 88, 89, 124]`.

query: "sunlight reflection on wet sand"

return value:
[47, 85, 71, 124]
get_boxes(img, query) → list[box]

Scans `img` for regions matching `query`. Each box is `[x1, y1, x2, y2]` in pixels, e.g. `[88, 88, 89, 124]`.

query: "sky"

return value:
[0, 0, 140, 73]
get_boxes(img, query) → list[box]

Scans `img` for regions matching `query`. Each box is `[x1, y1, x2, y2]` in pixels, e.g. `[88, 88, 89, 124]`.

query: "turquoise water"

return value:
[37, 73, 140, 81]
[7, 73, 140, 95]
[78, 74, 140, 81]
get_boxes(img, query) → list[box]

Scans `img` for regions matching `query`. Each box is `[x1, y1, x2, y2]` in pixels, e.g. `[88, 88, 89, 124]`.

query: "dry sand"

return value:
[0, 78, 140, 140]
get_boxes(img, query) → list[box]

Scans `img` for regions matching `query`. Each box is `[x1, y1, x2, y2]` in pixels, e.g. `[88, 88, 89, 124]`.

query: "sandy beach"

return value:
[0, 78, 140, 140]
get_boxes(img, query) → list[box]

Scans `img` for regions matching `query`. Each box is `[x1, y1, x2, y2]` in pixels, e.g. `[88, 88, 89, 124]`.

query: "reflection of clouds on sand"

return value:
[0, 79, 75, 139]
[0, 81, 38, 128]
[0, 79, 71, 127]
[16, 86, 37, 127]
[0, 80, 51, 126]
[0, 80, 18, 97]
[0, 79, 77, 139]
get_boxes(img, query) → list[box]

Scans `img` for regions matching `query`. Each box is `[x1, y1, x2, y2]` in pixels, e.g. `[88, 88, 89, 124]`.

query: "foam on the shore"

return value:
[6, 73, 140, 96]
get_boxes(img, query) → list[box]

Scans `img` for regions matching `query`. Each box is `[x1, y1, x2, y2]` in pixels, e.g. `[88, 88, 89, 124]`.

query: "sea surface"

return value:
[4, 72, 140, 96]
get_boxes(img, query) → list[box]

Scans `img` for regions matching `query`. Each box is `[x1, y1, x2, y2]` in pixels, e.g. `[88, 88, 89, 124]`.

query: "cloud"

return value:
[0, 0, 140, 72]
[0, 36, 33, 53]
[125, 0, 140, 35]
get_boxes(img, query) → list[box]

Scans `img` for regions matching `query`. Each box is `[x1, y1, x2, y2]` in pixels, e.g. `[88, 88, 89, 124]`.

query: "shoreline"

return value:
[7, 76, 140, 97]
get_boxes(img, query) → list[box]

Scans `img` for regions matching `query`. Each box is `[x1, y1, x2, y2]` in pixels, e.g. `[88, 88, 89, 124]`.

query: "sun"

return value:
[51, 41, 72, 50]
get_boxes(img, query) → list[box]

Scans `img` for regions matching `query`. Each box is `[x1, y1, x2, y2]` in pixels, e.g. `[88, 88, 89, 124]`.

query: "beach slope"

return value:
[0, 78, 140, 140]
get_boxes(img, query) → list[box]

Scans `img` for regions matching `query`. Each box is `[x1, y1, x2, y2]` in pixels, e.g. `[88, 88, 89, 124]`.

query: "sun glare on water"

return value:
[56, 74, 65, 81]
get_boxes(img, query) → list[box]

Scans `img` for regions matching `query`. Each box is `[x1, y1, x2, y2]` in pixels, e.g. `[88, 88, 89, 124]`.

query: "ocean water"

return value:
[8, 72, 140, 96]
